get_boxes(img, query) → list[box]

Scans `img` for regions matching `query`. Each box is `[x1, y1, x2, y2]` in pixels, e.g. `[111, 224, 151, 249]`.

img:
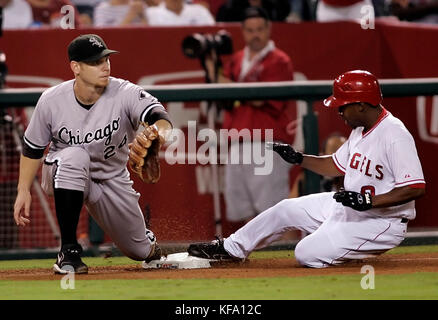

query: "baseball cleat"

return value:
[144, 243, 163, 263]
[53, 244, 88, 274]
[188, 238, 239, 261]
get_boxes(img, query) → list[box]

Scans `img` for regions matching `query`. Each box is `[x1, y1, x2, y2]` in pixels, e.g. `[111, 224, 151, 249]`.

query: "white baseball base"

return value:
[142, 252, 214, 269]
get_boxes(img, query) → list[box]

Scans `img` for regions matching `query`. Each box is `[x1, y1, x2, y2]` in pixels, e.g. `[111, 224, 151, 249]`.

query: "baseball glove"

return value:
[128, 123, 163, 183]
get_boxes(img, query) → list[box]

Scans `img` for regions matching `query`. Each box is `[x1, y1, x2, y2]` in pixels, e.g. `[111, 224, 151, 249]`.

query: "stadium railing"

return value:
[0, 78, 437, 258]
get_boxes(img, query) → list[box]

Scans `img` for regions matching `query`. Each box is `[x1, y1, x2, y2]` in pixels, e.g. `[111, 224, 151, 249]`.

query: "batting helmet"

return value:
[323, 70, 383, 108]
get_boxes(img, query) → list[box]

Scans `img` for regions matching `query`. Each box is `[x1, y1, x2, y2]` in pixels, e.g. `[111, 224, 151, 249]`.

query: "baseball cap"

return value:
[68, 34, 119, 63]
[242, 6, 270, 22]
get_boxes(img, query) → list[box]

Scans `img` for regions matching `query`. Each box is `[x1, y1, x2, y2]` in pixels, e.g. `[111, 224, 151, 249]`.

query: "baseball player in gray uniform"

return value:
[13, 34, 172, 274]
[188, 70, 426, 268]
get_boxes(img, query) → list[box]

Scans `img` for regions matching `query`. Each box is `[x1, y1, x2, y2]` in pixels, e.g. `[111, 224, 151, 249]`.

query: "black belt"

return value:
[401, 218, 409, 223]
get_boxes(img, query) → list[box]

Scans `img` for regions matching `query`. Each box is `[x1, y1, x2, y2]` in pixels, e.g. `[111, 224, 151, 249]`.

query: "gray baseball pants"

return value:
[41, 147, 155, 260]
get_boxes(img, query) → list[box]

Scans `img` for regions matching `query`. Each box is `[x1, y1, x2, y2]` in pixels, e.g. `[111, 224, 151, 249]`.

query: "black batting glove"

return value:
[333, 190, 373, 211]
[266, 142, 303, 165]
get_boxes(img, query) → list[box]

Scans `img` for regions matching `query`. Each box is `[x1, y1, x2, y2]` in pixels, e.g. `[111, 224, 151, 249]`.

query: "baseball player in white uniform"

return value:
[13, 34, 172, 274]
[188, 70, 426, 268]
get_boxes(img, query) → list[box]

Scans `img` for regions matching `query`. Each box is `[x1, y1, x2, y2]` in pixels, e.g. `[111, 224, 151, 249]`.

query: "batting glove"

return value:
[333, 190, 373, 211]
[266, 142, 303, 165]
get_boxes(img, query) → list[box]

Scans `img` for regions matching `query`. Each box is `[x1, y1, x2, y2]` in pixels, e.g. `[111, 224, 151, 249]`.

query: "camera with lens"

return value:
[181, 30, 234, 111]
[182, 30, 233, 59]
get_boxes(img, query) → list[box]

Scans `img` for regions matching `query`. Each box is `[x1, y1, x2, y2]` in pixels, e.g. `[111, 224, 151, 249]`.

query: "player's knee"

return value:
[120, 246, 148, 261]
[119, 240, 156, 261]
[114, 230, 157, 261]
[51, 147, 91, 190]
[272, 198, 300, 220]
[294, 240, 327, 268]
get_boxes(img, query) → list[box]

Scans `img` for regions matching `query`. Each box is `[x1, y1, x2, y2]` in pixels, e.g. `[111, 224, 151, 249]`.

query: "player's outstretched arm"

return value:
[301, 155, 343, 177]
[267, 142, 342, 177]
[14, 155, 41, 227]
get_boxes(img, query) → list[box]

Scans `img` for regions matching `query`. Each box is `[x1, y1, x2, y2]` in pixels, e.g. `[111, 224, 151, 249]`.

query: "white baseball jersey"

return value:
[24, 77, 165, 181]
[224, 108, 425, 267]
[332, 108, 426, 219]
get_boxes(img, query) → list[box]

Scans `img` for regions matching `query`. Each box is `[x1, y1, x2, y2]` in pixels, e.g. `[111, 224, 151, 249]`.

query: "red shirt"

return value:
[223, 47, 296, 144]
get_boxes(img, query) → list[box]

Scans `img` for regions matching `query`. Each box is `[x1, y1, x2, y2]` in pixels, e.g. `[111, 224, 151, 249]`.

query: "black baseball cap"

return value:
[68, 34, 119, 62]
[242, 6, 270, 22]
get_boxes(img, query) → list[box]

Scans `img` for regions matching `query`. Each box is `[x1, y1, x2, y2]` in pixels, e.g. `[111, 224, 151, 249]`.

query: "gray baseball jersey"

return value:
[24, 77, 165, 180]
[24, 77, 168, 260]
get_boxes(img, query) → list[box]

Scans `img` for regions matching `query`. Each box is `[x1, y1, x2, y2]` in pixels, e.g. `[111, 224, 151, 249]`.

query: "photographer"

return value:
[203, 7, 296, 225]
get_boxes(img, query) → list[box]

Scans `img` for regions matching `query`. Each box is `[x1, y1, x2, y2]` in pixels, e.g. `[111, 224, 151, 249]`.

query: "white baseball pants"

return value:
[224, 192, 407, 268]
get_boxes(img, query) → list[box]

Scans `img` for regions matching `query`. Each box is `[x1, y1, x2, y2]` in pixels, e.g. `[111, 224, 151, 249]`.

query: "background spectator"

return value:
[204, 7, 295, 224]
[389, 0, 438, 24]
[286, 0, 314, 21]
[94, 0, 149, 27]
[146, 0, 215, 26]
[216, 0, 291, 22]
[27, 0, 81, 28]
[0, 0, 33, 29]
[70, 0, 104, 26]
[0, 55, 23, 248]
[191, 0, 226, 16]
[316, 0, 375, 22]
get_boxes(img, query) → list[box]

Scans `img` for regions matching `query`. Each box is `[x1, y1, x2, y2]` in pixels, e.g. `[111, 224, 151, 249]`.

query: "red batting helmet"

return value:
[323, 70, 383, 108]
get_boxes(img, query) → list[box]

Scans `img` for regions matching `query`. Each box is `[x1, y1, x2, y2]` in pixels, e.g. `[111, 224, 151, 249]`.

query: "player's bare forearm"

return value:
[14, 155, 41, 226]
[372, 185, 426, 209]
[268, 143, 342, 176]
[301, 155, 344, 177]
[17, 155, 42, 192]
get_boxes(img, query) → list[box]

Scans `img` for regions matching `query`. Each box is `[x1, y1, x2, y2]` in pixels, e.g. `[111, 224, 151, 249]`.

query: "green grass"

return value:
[385, 245, 438, 255]
[0, 256, 136, 270]
[0, 245, 437, 300]
[1, 273, 437, 300]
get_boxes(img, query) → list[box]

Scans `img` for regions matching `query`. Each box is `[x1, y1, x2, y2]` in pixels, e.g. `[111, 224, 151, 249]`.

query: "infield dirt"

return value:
[1, 252, 437, 281]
